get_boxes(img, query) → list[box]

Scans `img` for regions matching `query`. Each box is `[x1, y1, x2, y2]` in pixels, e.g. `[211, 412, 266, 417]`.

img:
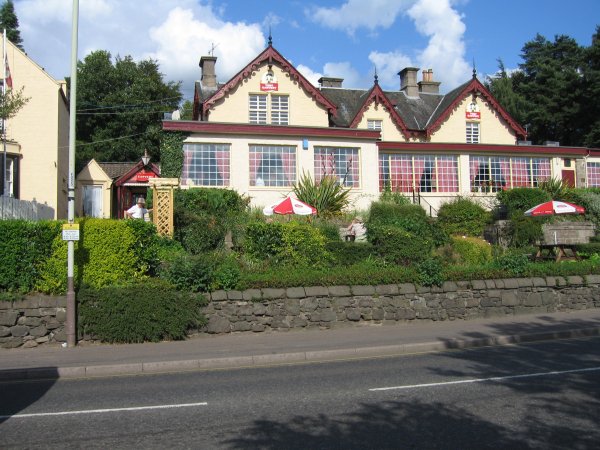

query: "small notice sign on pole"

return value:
[62, 223, 80, 241]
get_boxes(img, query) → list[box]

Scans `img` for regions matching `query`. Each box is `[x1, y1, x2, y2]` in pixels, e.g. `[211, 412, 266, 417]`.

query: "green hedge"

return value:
[496, 188, 551, 215]
[36, 218, 159, 294]
[243, 221, 331, 267]
[0, 220, 62, 292]
[78, 280, 207, 343]
[368, 225, 432, 264]
[437, 197, 491, 237]
[450, 236, 493, 265]
[174, 188, 250, 253]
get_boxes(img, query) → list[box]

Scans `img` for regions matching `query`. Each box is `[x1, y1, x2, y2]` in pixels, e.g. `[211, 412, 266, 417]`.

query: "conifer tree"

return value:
[0, 0, 23, 50]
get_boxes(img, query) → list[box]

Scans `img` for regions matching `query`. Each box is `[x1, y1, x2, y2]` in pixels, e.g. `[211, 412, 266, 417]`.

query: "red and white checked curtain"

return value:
[280, 149, 296, 185]
[249, 147, 262, 186]
[512, 157, 529, 187]
[215, 146, 230, 186]
[587, 162, 600, 187]
[436, 156, 458, 192]
[469, 156, 482, 187]
[182, 144, 194, 183]
[533, 158, 551, 184]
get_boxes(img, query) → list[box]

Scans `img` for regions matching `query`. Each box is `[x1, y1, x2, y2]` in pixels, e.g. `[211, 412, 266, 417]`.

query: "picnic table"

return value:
[534, 244, 580, 262]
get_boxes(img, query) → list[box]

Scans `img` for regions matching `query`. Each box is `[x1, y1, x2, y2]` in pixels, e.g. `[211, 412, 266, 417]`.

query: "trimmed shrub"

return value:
[496, 188, 551, 215]
[0, 220, 62, 292]
[78, 280, 206, 343]
[416, 257, 445, 287]
[326, 241, 377, 266]
[437, 197, 491, 237]
[507, 213, 545, 248]
[449, 236, 493, 266]
[493, 250, 531, 276]
[243, 221, 330, 267]
[313, 219, 343, 242]
[174, 188, 250, 253]
[36, 219, 157, 294]
[368, 225, 432, 264]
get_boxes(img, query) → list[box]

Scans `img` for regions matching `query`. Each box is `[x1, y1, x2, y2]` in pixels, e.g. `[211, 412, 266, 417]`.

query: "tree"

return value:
[514, 33, 585, 146]
[75, 50, 182, 169]
[0, 0, 23, 50]
[485, 59, 527, 127]
[582, 26, 600, 148]
[0, 86, 28, 121]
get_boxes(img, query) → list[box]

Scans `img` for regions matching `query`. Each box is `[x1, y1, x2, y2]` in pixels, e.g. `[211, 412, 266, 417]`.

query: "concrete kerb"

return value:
[1, 326, 599, 382]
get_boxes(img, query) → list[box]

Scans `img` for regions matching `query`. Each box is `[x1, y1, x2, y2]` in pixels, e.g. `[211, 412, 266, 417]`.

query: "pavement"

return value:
[1, 308, 600, 382]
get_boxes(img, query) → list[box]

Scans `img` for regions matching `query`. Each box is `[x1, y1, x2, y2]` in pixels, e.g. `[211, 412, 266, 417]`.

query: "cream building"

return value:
[164, 41, 600, 214]
[1, 40, 69, 219]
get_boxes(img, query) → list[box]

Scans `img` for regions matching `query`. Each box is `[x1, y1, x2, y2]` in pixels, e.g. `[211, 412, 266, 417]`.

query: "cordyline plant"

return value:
[293, 171, 351, 218]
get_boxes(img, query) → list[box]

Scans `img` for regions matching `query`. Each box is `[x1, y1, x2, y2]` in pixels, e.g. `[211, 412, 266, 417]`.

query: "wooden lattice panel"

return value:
[153, 188, 174, 237]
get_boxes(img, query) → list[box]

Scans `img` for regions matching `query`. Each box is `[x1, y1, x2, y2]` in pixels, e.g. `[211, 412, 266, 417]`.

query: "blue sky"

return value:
[13, 0, 600, 100]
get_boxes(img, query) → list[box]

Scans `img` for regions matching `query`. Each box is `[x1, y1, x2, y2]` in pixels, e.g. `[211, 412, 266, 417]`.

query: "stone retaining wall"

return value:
[202, 276, 600, 334]
[0, 295, 66, 348]
[1, 276, 600, 348]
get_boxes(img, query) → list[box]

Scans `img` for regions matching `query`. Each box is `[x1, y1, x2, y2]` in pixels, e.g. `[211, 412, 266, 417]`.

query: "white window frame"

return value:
[83, 185, 103, 218]
[249, 94, 267, 124]
[271, 95, 289, 125]
[250, 145, 296, 187]
[466, 122, 480, 144]
[314, 147, 360, 188]
[182, 143, 230, 187]
[367, 119, 382, 131]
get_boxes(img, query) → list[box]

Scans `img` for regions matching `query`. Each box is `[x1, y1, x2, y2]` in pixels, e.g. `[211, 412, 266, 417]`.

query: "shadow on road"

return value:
[0, 368, 58, 424]
[224, 399, 530, 449]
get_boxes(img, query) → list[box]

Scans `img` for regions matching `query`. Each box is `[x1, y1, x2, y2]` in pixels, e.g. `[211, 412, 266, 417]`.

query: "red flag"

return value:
[5, 56, 12, 89]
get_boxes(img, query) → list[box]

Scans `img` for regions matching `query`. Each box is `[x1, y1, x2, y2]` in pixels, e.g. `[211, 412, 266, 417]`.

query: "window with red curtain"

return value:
[314, 147, 359, 187]
[250, 145, 296, 187]
[182, 143, 229, 186]
[587, 162, 600, 187]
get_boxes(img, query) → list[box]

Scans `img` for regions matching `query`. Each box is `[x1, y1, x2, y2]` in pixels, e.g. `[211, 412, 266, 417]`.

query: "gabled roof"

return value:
[114, 161, 161, 187]
[425, 75, 527, 139]
[202, 44, 337, 117]
[347, 81, 412, 139]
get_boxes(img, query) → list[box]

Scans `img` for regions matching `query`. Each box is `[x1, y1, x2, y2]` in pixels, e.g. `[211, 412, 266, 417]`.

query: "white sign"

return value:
[62, 224, 80, 241]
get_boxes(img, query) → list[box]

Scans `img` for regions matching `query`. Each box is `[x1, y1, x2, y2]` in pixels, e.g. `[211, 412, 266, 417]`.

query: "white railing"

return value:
[0, 196, 55, 221]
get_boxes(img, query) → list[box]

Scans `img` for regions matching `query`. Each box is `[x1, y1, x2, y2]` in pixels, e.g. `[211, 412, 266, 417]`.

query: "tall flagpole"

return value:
[66, 0, 79, 347]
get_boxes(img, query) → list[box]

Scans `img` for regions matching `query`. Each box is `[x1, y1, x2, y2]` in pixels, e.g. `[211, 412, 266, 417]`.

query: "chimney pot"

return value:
[200, 56, 217, 89]
[318, 76, 344, 88]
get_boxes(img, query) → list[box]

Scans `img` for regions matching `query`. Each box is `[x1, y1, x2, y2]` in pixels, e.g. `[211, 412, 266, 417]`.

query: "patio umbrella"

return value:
[524, 200, 585, 217]
[263, 196, 317, 216]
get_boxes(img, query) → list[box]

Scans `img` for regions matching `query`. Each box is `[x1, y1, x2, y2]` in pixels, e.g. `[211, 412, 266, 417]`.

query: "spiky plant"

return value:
[537, 177, 567, 200]
[293, 171, 351, 218]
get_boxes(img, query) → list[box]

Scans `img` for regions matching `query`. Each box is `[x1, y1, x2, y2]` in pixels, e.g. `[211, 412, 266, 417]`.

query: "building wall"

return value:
[429, 97, 516, 145]
[75, 160, 113, 218]
[184, 134, 379, 211]
[207, 64, 330, 127]
[356, 103, 407, 142]
[2, 41, 69, 219]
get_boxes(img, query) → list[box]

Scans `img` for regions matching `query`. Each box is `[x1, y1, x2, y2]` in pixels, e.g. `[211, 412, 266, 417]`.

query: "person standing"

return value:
[126, 197, 151, 220]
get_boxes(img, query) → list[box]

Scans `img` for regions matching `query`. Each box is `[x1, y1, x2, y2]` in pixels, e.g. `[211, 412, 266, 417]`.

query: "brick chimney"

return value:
[318, 77, 344, 88]
[418, 69, 441, 94]
[399, 67, 420, 97]
[199, 56, 217, 89]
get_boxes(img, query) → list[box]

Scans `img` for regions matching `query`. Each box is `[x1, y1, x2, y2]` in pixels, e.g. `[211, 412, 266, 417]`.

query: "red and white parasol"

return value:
[524, 200, 585, 216]
[263, 196, 317, 216]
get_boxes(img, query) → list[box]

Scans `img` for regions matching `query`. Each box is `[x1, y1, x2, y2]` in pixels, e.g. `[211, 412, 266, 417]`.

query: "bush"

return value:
[293, 172, 351, 218]
[449, 236, 493, 266]
[437, 197, 491, 237]
[159, 252, 219, 293]
[78, 280, 206, 343]
[326, 241, 377, 266]
[416, 257, 445, 287]
[313, 219, 343, 242]
[379, 188, 411, 206]
[493, 250, 531, 276]
[0, 220, 62, 292]
[507, 213, 546, 248]
[174, 188, 250, 253]
[36, 219, 158, 294]
[496, 188, 551, 215]
[562, 189, 600, 227]
[368, 225, 432, 264]
[243, 221, 331, 267]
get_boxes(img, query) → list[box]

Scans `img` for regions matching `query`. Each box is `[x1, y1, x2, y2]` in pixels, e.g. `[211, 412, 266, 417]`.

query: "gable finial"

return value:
[268, 27, 272, 46]
[472, 57, 477, 79]
[374, 66, 379, 85]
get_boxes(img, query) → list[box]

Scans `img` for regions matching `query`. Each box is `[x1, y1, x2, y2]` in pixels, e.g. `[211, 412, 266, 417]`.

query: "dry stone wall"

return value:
[1, 276, 599, 348]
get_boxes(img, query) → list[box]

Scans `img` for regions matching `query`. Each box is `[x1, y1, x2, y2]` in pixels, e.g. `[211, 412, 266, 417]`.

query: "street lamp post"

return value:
[66, 0, 79, 348]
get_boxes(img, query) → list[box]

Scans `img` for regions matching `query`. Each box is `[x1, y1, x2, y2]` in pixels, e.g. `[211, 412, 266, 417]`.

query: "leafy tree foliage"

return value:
[75, 50, 182, 169]
[0, 0, 23, 50]
[487, 29, 600, 148]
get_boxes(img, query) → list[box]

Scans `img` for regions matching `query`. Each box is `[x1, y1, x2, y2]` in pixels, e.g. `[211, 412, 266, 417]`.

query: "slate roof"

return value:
[97, 162, 137, 180]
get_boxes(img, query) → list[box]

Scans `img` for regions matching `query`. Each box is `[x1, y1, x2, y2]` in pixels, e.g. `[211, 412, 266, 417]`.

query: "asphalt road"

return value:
[1, 337, 599, 449]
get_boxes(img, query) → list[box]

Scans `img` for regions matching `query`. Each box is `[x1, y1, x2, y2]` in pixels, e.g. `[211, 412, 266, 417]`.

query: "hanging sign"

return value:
[135, 169, 158, 182]
[260, 69, 278, 92]
[466, 101, 481, 119]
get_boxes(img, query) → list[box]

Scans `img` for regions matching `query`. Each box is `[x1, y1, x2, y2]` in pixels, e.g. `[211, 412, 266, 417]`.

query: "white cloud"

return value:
[297, 64, 322, 87]
[308, 0, 413, 34]
[15, 0, 265, 98]
[369, 51, 413, 88]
